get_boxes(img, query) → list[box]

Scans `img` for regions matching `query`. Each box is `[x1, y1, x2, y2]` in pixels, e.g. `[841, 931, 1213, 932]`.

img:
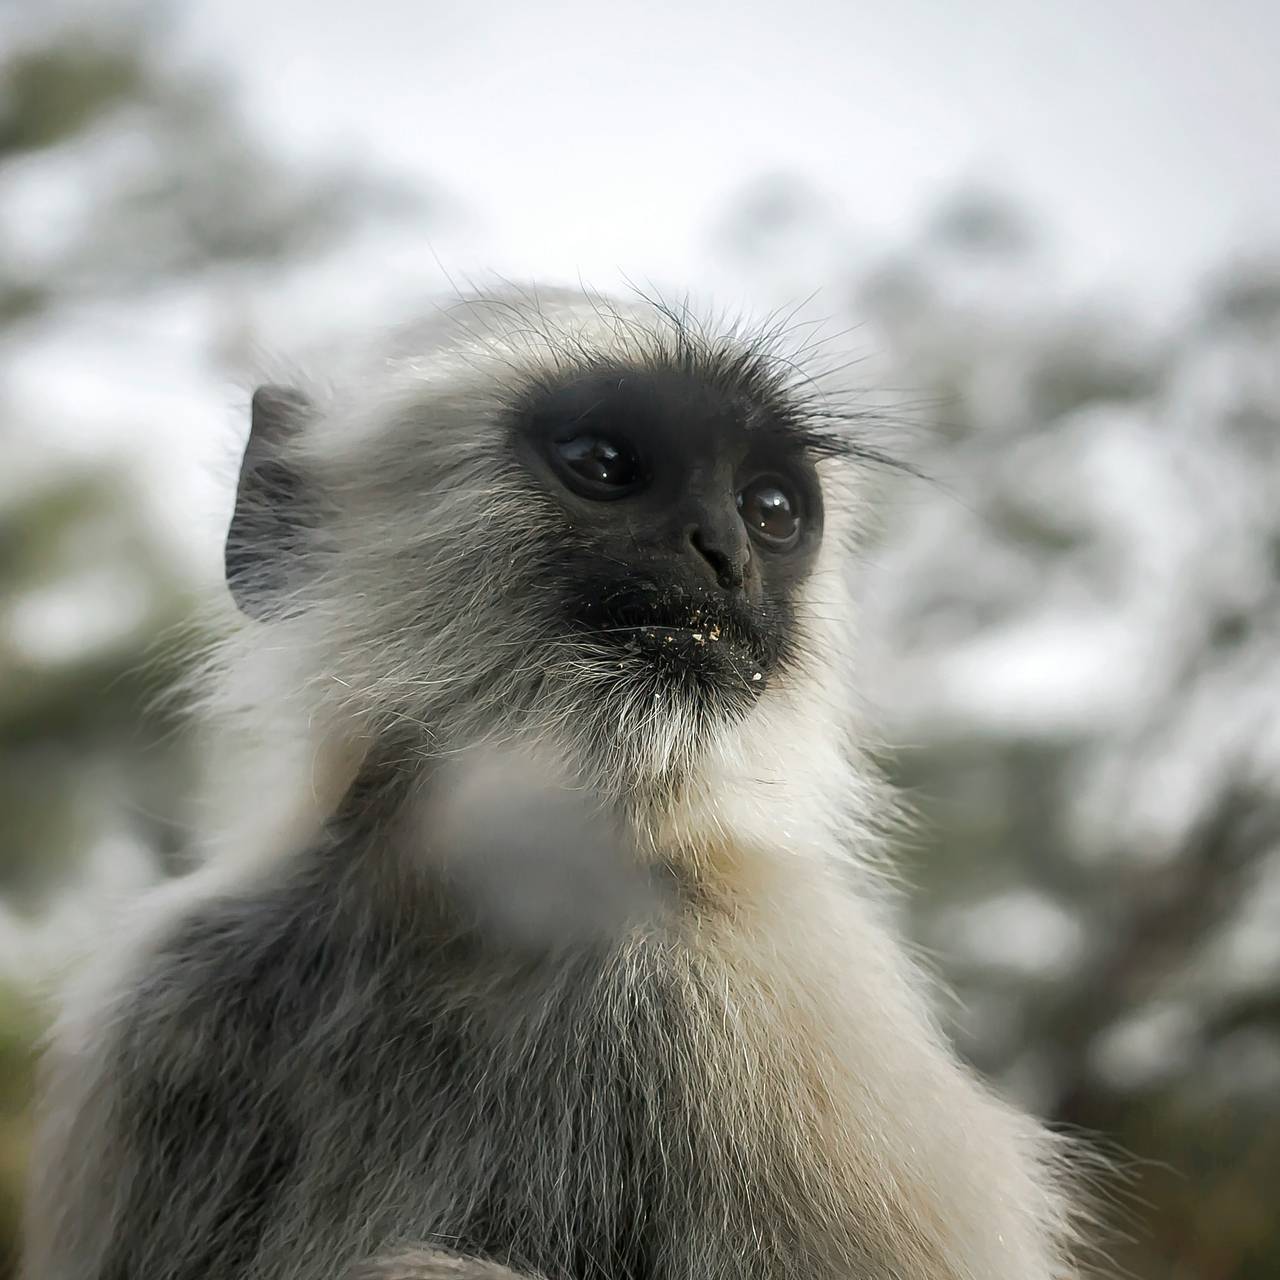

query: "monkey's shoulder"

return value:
[87, 872, 690, 1277]
[111, 879, 427, 1073]
[105, 868, 670, 1114]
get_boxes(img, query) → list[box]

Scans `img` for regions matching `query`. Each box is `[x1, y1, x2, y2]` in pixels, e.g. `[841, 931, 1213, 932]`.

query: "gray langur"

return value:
[24, 289, 1093, 1280]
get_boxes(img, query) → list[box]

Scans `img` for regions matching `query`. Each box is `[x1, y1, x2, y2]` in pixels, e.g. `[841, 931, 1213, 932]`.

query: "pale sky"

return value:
[181, 0, 1280, 308]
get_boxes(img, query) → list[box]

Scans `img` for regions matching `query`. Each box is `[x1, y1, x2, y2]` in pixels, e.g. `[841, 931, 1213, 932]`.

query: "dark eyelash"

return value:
[790, 423, 926, 477]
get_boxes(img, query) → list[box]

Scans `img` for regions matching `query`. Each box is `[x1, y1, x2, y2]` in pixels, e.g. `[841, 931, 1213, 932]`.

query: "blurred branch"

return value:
[1051, 779, 1279, 1127]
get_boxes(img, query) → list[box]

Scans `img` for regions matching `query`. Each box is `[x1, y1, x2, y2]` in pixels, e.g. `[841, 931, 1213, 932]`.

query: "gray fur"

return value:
[24, 288, 1093, 1280]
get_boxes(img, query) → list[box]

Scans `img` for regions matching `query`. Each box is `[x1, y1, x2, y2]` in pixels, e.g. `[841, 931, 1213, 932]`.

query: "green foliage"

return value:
[0, 984, 38, 1280]
[0, 40, 145, 155]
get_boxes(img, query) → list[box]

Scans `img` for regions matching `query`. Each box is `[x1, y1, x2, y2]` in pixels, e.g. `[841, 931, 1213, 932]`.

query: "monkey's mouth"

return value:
[570, 589, 775, 690]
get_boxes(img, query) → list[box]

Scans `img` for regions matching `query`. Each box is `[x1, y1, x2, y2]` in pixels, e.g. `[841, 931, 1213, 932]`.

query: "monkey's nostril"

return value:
[690, 528, 747, 592]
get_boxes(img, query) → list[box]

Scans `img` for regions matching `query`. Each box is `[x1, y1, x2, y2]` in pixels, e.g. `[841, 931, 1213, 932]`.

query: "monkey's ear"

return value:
[225, 385, 317, 619]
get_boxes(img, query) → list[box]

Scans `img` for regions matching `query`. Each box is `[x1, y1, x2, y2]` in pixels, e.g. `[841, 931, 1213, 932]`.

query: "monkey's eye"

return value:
[552, 434, 645, 499]
[737, 476, 801, 549]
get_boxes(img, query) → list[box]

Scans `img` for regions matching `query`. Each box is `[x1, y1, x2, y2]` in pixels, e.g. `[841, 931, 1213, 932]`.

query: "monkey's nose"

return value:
[688, 518, 750, 592]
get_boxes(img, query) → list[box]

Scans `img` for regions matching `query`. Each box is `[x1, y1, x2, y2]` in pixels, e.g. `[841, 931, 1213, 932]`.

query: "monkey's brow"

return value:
[753, 412, 909, 473]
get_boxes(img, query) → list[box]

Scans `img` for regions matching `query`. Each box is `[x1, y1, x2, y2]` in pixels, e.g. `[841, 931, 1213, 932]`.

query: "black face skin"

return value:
[510, 364, 824, 692]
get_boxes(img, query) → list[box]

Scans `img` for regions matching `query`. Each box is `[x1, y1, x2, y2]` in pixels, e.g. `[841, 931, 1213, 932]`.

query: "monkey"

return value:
[23, 288, 1091, 1280]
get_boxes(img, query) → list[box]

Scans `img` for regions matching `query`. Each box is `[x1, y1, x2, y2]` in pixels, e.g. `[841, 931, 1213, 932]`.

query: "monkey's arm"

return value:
[349, 1249, 541, 1278]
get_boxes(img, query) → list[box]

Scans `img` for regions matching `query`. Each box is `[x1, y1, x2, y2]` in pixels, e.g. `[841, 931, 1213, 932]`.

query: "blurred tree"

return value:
[857, 201, 1280, 1280]
[0, 3, 424, 316]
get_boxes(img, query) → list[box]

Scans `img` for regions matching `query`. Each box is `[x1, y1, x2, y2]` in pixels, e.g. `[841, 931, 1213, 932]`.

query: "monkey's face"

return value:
[508, 364, 825, 702]
[225, 296, 859, 780]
